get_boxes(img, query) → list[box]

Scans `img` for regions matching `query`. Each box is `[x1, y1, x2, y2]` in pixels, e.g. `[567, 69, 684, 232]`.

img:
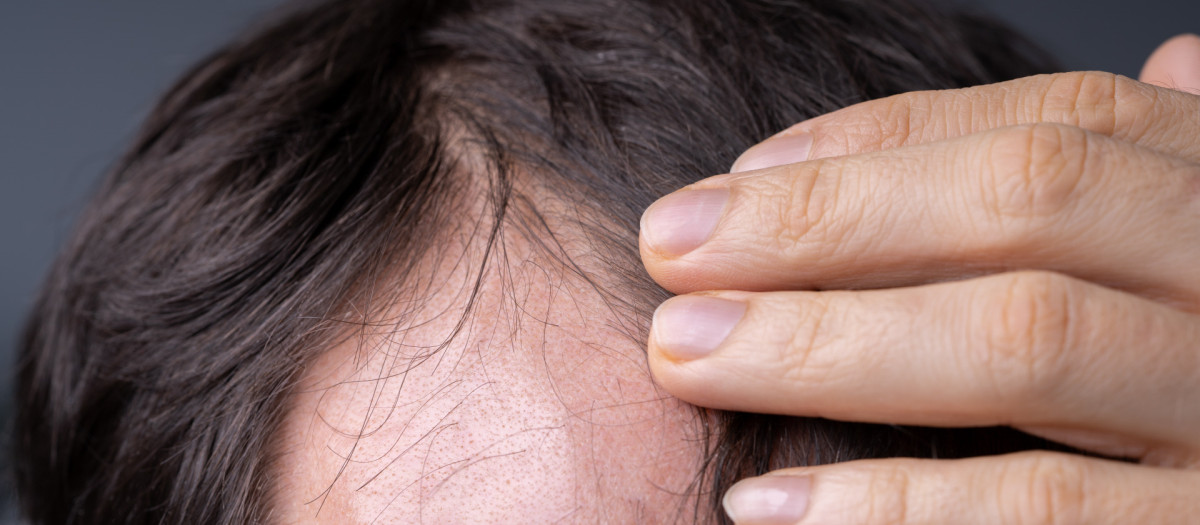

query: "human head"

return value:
[14, 0, 1059, 522]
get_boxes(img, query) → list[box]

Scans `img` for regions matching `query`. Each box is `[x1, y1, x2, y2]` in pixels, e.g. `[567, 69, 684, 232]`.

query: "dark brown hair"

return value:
[15, 0, 1061, 523]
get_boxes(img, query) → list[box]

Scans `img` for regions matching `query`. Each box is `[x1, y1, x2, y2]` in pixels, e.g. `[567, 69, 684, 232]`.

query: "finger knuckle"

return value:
[820, 91, 928, 154]
[773, 161, 851, 254]
[983, 123, 1090, 225]
[999, 452, 1089, 525]
[1040, 72, 1121, 133]
[978, 272, 1076, 402]
[862, 465, 913, 524]
[875, 92, 923, 147]
[780, 296, 838, 385]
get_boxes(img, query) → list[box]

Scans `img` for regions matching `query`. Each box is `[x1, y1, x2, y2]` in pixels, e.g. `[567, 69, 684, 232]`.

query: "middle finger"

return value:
[640, 123, 1200, 301]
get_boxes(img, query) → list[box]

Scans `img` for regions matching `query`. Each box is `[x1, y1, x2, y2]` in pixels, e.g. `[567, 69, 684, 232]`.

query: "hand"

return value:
[640, 35, 1200, 524]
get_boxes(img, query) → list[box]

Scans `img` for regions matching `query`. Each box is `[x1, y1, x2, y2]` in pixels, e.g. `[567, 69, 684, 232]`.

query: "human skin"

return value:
[273, 209, 704, 522]
[642, 36, 1200, 523]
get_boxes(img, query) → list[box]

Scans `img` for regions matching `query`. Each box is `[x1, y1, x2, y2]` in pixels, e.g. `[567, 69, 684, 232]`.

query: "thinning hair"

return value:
[15, 0, 1062, 523]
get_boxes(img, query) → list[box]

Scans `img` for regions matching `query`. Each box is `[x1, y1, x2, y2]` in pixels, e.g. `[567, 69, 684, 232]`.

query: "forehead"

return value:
[271, 218, 704, 523]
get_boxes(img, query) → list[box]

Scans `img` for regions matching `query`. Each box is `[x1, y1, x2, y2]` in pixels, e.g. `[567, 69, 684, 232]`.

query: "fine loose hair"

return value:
[15, 0, 1061, 523]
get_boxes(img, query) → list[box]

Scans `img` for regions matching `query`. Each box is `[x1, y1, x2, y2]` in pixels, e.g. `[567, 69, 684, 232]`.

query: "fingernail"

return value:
[723, 476, 812, 525]
[731, 133, 813, 173]
[641, 188, 728, 257]
[652, 296, 745, 360]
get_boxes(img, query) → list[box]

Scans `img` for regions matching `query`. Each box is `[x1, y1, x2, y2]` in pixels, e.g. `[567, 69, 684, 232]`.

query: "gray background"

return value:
[0, 0, 1196, 518]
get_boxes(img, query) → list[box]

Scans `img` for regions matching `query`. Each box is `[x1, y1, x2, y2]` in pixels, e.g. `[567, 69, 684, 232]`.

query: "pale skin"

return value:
[641, 34, 1200, 524]
[274, 191, 705, 523]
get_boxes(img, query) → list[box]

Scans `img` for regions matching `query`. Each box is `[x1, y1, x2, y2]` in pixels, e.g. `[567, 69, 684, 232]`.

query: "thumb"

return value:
[1139, 34, 1200, 93]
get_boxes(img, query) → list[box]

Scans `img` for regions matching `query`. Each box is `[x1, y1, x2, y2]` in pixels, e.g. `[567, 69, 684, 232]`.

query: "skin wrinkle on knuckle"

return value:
[998, 453, 1089, 525]
[805, 108, 866, 157]
[770, 161, 845, 261]
[980, 273, 1074, 410]
[1040, 71, 1120, 135]
[816, 93, 919, 156]
[1072, 72, 1119, 135]
[983, 124, 1089, 237]
[1109, 74, 1161, 144]
[778, 295, 839, 390]
[820, 124, 861, 157]
[878, 92, 919, 148]
[859, 465, 913, 525]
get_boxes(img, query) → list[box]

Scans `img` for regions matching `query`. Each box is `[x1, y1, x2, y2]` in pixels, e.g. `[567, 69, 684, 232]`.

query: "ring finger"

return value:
[648, 271, 1200, 459]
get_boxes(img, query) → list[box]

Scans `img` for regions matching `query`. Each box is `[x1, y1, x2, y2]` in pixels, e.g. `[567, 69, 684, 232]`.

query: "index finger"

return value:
[732, 71, 1200, 171]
